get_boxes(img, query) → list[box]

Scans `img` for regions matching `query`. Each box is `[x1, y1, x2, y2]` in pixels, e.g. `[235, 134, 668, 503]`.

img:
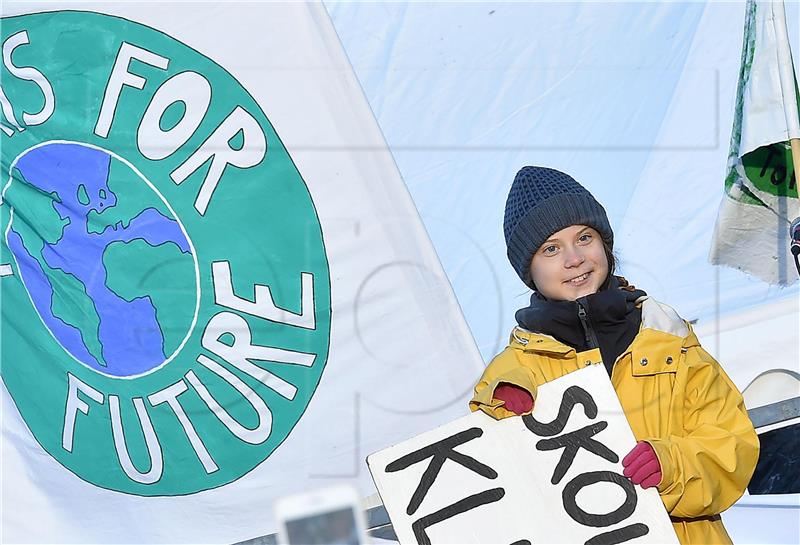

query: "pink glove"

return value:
[493, 383, 534, 415]
[622, 442, 662, 489]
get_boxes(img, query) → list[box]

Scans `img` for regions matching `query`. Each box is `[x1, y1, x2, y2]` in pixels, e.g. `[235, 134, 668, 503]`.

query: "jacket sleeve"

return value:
[645, 345, 759, 519]
[469, 346, 539, 420]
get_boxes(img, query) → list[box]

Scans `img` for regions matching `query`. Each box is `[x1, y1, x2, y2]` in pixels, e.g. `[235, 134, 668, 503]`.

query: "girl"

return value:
[470, 166, 759, 545]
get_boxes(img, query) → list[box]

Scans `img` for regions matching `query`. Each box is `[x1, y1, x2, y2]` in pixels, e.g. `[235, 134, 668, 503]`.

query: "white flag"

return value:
[0, 2, 484, 543]
[710, 0, 800, 285]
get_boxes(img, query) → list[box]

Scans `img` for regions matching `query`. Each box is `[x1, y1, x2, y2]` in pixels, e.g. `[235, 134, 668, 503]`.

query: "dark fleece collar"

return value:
[514, 276, 646, 375]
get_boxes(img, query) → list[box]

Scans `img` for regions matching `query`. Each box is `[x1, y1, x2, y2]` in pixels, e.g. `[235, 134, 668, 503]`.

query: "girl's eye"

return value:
[578, 233, 592, 243]
[542, 245, 558, 255]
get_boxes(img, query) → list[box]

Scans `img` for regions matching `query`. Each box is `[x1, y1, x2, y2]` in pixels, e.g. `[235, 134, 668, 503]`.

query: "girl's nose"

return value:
[564, 247, 585, 268]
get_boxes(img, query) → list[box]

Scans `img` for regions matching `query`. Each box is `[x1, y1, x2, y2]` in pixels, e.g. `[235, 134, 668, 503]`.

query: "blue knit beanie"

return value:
[503, 166, 613, 288]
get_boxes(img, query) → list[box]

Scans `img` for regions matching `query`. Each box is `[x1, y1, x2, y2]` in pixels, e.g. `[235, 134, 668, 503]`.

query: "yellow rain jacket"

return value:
[470, 297, 759, 545]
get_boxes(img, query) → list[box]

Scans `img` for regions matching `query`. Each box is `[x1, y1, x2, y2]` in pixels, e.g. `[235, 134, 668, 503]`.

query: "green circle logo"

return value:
[742, 142, 798, 199]
[0, 11, 331, 495]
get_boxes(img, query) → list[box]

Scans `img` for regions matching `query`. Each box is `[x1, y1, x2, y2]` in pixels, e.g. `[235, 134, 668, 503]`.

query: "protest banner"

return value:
[0, 3, 484, 543]
[368, 365, 679, 545]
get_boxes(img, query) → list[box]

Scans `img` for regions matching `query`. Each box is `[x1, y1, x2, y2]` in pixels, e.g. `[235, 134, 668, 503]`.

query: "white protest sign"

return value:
[367, 364, 679, 545]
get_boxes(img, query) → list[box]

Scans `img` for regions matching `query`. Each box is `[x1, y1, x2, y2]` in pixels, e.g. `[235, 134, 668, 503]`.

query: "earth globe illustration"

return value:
[5, 142, 199, 377]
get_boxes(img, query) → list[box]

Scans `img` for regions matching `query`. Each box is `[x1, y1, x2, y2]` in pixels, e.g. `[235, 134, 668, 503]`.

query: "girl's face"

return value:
[529, 225, 609, 301]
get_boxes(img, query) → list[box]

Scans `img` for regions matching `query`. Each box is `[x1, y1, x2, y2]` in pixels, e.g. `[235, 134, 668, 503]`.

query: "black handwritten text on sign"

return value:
[384, 427, 530, 545]
[523, 386, 649, 544]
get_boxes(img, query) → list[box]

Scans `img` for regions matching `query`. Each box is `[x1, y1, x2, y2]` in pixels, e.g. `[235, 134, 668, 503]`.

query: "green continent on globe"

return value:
[87, 156, 173, 234]
[4, 169, 106, 366]
[103, 239, 195, 358]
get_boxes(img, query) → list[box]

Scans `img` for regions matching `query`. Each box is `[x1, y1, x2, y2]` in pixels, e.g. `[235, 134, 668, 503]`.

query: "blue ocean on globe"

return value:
[6, 142, 196, 377]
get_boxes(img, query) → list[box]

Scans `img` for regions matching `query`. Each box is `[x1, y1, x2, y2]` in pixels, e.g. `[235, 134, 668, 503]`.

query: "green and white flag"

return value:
[710, 0, 800, 285]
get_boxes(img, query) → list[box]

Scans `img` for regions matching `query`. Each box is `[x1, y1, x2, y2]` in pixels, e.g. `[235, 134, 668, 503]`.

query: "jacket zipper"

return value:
[576, 300, 600, 350]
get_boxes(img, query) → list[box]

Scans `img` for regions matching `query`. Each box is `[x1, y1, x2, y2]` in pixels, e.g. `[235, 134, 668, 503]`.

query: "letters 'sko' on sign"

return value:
[367, 365, 679, 545]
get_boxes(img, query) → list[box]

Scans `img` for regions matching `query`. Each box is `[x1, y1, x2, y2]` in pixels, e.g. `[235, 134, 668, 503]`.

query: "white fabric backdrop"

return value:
[326, 0, 800, 370]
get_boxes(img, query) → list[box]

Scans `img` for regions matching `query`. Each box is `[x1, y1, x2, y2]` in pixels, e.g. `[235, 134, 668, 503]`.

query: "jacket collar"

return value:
[510, 296, 700, 360]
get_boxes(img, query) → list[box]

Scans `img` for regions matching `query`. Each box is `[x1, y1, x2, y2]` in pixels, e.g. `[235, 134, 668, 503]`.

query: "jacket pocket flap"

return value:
[631, 331, 682, 376]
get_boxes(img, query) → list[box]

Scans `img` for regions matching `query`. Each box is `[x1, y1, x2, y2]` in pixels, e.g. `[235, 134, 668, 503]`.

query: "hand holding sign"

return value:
[623, 442, 662, 489]
[493, 383, 534, 415]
